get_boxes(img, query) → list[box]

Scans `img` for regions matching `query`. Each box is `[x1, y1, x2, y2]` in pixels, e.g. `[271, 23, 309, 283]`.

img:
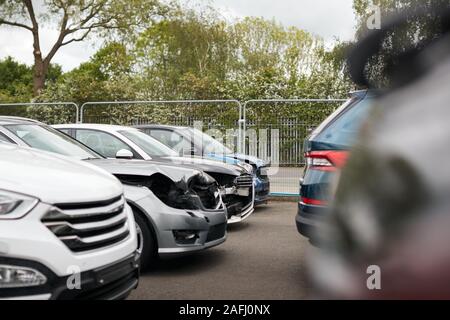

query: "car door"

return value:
[73, 129, 142, 159]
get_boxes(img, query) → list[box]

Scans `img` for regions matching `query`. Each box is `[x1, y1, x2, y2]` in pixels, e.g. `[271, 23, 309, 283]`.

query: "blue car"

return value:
[296, 90, 376, 240]
[135, 125, 271, 206]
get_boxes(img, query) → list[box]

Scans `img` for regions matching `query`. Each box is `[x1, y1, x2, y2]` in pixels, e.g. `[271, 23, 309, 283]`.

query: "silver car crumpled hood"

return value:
[0, 144, 123, 204]
[86, 158, 204, 189]
[152, 156, 250, 176]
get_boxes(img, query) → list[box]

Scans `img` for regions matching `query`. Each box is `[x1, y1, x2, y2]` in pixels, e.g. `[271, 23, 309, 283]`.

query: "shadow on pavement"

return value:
[142, 247, 227, 276]
[227, 221, 251, 233]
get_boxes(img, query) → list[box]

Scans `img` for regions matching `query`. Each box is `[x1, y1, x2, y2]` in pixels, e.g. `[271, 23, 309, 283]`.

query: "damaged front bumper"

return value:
[124, 185, 228, 257]
[223, 184, 255, 224]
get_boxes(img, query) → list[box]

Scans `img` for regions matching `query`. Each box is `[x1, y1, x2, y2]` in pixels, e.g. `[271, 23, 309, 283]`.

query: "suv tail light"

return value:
[305, 150, 349, 172]
[301, 197, 327, 206]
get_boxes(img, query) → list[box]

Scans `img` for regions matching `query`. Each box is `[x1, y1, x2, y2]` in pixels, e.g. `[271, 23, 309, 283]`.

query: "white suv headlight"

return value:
[0, 190, 39, 219]
[0, 265, 47, 288]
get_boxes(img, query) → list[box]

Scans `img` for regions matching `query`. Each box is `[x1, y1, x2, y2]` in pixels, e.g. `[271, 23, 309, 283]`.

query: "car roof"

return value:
[133, 124, 189, 131]
[350, 89, 379, 99]
[0, 116, 43, 126]
[53, 123, 138, 133]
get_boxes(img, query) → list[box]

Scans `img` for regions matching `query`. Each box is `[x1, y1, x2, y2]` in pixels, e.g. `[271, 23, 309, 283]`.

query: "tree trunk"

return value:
[33, 58, 47, 96]
[24, 0, 47, 97]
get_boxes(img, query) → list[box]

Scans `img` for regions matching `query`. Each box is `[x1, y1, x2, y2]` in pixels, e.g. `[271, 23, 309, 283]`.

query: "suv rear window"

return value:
[313, 97, 374, 148]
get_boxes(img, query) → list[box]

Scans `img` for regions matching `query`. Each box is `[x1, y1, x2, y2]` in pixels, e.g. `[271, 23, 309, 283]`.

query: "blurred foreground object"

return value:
[311, 5, 450, 299]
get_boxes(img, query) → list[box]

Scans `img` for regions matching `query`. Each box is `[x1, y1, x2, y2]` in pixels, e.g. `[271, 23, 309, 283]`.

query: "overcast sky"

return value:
[206, 0, 356, 41]
[0, 0, 356, 72]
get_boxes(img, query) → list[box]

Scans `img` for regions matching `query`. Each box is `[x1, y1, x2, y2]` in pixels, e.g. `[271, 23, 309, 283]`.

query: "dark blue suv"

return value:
[296, 90, 376, 240]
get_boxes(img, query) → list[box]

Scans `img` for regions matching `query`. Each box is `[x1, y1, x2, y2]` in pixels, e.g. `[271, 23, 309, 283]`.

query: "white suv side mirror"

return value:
[116, 149, 133, 159]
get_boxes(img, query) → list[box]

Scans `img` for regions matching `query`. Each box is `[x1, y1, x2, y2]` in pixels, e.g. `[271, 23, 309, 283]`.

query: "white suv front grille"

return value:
[42, 195, 130, 252]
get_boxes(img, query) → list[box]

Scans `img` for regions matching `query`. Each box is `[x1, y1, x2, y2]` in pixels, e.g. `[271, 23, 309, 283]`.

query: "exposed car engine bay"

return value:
[114, 172, 222, 211]
[206, 172, 254, 219]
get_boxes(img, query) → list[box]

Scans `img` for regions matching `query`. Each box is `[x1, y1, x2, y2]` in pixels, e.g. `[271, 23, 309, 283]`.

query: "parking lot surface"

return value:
[129, 202, 311, 300]
[270, 167, 303, 194]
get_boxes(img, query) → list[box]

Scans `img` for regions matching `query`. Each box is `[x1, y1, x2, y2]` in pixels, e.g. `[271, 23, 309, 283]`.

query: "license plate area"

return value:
[94, 256, 137, 285]
[237, 188, 250, 197]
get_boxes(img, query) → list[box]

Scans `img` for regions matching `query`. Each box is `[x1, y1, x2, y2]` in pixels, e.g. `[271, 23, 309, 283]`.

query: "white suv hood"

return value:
[0, 144, 123, 204]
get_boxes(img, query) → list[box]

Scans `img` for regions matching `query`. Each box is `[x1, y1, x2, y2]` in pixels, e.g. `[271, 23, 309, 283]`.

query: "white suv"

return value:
[0, 143, 139, 300]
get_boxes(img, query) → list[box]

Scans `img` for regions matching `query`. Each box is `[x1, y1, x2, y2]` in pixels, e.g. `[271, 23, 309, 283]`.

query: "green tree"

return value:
[133, 11, 349, 101]
[0, 56, 62, 102]
[39, 42, 137, 104]
[0, 0, 163, 95]
[0, 56, 32, 101]
[22, 4, 356, 125]
[134, 8, 232, 99]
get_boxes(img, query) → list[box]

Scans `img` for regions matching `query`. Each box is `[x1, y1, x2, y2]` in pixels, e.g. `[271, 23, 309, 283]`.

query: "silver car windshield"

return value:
[119, 129, 178, 157]
[5, 124, 101, 160]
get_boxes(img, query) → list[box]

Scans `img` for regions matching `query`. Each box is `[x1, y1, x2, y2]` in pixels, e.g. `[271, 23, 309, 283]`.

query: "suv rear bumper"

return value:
[0, 252, 140, 300]
[296, 202, 328, 239]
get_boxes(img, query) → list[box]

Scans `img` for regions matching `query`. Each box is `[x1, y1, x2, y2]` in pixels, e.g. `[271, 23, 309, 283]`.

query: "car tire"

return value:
[133, 210, 157, 271]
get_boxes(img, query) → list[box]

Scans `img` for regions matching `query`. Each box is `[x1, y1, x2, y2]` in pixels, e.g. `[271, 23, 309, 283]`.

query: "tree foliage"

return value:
[133, 11, 352, 102]
[352, 0, 450, 86]
[0, 0, 164, 95]
[0, 56, 62, 102]
[1, 3, 355, 124]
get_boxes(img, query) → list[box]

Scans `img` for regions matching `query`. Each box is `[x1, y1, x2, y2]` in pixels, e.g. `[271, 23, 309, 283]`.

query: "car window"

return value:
[5, 124, 100, 159]
[150, 129, 190, 152]
[0, 132, 12, 143]
[187, 128, 233, 155]
[139, 128, 152, 135]
[310, 96, 360, 137]
[313, 97, 375, 148]
[75, 129, 137, 159]
[119, 130, 178, 157]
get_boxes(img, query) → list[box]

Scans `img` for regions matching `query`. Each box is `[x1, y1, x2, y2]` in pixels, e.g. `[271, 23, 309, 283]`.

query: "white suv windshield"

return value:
[5, 124, 101, 160]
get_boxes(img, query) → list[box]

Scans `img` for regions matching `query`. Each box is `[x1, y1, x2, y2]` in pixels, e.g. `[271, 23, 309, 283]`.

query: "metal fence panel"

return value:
[0, 98, 347, 197]
[80, 100, 244, 153]
[0, 102, 79, 124]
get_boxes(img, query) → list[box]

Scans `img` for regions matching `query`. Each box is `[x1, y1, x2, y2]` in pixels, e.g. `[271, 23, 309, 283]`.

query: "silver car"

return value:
[53, 124, 255, 224]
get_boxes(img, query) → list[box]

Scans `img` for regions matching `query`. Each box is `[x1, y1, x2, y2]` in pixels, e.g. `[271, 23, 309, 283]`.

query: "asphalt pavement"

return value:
[129, 202, 312, 300]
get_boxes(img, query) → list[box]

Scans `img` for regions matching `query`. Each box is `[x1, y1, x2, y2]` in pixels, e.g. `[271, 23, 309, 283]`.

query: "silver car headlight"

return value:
[239, 162, 253, 174]
[0, 190, 39, 219]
